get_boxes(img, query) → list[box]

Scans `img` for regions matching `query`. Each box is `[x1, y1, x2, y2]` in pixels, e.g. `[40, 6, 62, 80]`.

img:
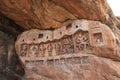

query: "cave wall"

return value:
[0, 13, 25, 80]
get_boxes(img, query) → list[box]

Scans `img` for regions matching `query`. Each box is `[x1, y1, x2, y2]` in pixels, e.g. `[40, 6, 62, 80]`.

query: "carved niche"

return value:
[29, 44, 39, 57]
[61, 36, 74, 54]
[93, 33, 103, 46]
[44, 43, 53, 57]
[52, 41, 61, 56]
[74, 31, 90, 52]
[39, 44, 45, 57]
[20, 44, 28, 56]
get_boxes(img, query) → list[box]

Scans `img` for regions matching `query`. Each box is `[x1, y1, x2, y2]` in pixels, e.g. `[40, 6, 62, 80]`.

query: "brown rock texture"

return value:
[0, 0, 120, 29]
[15, 20, 120, 80]
[0, 0, 120, 80]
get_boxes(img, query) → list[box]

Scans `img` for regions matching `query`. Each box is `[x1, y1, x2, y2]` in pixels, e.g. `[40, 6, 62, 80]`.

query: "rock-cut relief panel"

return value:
[28, 44, 39, 57]
[52, 41, 61, 56]
[61, 36, 74, 54]
[20, 44, 29, 56]
[93, 33, 103, 46]
[74, 31, 90, 53]
[44, 43, 53, 57]
[39, 44, 45, 57]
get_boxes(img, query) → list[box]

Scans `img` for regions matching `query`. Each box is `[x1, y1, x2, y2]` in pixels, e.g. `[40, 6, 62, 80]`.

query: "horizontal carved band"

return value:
[15, 20, 116, 59]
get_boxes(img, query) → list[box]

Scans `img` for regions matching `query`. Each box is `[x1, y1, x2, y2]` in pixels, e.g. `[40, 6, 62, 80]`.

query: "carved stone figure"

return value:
[52, 41, 61, 56]
[94, 33, 103, 46]
[47, 60, 54, 67]
[20, 44, 28, 56]
[44, 43, 53, 57]
[74, 31, 90, 52]
[55, 59, 59, 65]
[39, 44, 45, 57]
[81, 56, 90, 64]
[61, 36, 74, 54]
[74, 57, 81, 64]
[29, 44, 39, 57]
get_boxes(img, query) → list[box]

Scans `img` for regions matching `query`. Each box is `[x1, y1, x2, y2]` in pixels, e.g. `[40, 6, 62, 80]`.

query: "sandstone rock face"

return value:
[0, 0, 120, 80]
[0, 0, 119, 29]
[15, 20, 120, 80]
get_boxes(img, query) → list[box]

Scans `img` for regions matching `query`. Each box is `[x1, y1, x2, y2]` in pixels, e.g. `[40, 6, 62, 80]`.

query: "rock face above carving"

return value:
[15, 20, 119, 80]
[0, 0, 119, 30]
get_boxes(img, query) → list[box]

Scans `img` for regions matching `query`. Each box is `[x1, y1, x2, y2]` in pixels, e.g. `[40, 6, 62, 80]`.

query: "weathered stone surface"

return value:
[23, 54, 120, 80]
[15, 20, 120, 80]
[0, 0, 119, 29]
[0, 0, 120, 80]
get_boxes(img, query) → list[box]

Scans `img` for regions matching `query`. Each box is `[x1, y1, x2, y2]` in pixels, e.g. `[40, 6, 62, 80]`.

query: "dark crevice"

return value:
[0, 13, 25, 41]
[52, 17, 73, 23]
[0, 13, 25, 80]
[0, 13, 25, 36]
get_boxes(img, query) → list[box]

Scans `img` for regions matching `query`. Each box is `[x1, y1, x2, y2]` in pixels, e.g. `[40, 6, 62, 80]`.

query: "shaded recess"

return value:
[0, 13, 25, 80]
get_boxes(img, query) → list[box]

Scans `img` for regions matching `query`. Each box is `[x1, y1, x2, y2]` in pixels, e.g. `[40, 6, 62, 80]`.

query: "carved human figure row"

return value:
[20, 31, 90, 57]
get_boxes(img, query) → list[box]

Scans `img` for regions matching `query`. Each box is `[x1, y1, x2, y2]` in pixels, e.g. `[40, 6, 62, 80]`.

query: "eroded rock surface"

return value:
[0, 0, 119, 29]
[15, 20, 120, 80]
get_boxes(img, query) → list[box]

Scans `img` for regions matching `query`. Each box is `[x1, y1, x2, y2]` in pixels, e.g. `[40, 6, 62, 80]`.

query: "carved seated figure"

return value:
[29, 44, 39, 57]
[20, 44, 28, 56]
[96, 38, 103, 46]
